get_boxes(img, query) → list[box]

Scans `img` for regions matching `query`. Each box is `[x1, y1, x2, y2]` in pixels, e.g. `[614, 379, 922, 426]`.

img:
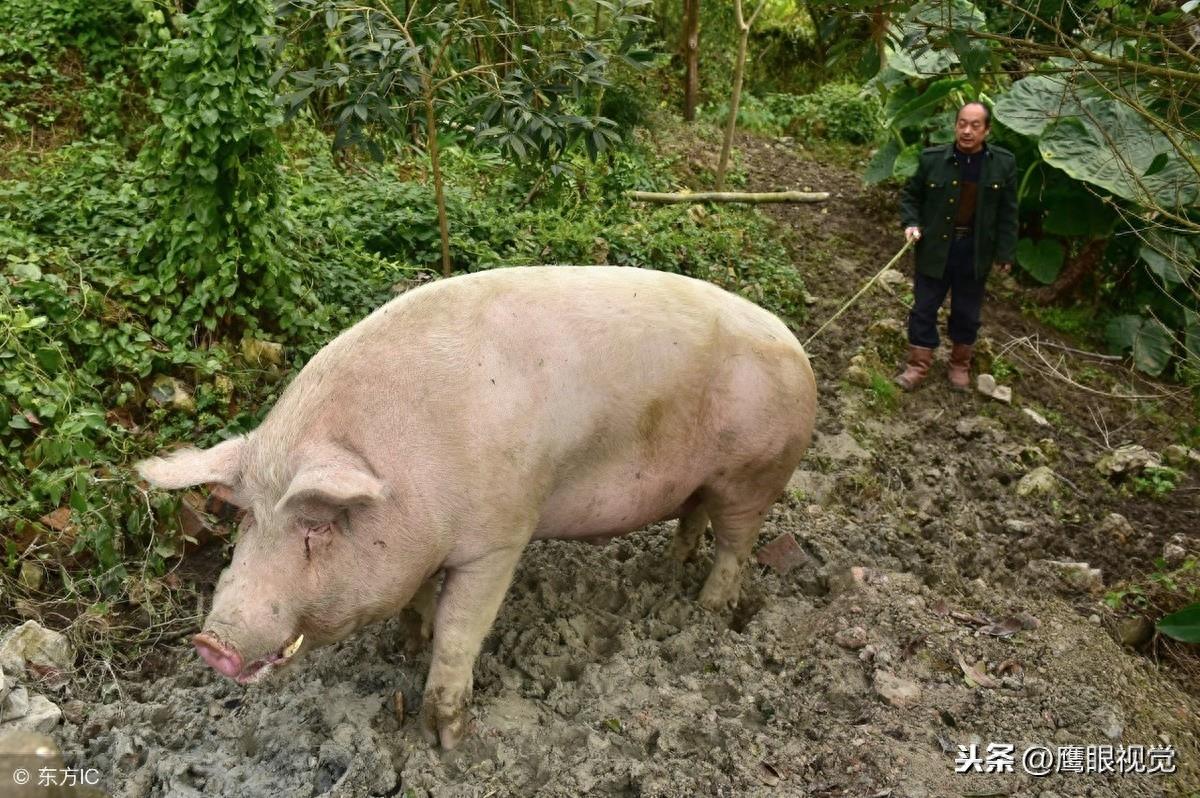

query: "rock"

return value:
[1095, 444, 1161, 477]
[0, 621, 75, 683]
[1004, 519, 1036, 534]
[1163, 444, 1189, 468]
[1017, 466, 1059, 496]
[787, 469, 838, 506]
[1162, 541, 1188, 568]
[868, 318, 904, 338]
[955, 416, 1003, 440]
[976, 373, 997, 397]
[877, 271, 907, 291]
[828, 566, 870, 595]
[1, 694, 62, 734]
[1028, 559, 1104, 594]
[755, 532, 808, 575]
[834, 626, 869, 650]
[1116, 616, 1154, 648]
[0, 670, 6, 706]
[1096, 513, 1135, 545]
[1092, 706, 1124, 740]
[846, 364, 873, 387]
[240, 337, 284, 368]
[1022, 408, 1050, 426]
[17, 562, 44, 592]
[873, 670, 921, 708]
[991, 385, 1012, 404]
[148, 375, 195, 413]
[2, 686, 30, 720]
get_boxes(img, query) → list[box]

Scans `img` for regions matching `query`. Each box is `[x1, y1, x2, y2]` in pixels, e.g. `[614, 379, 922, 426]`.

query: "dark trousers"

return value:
[907, 236, 985, 348]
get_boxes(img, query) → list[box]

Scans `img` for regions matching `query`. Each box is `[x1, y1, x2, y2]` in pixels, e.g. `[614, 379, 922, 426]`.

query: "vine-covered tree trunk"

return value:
[1033, 237, 1108, 304]
[682, 0, 700, 122]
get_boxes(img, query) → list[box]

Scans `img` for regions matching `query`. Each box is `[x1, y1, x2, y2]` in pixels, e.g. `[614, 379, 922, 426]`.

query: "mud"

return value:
[44, 130, 1200, 797]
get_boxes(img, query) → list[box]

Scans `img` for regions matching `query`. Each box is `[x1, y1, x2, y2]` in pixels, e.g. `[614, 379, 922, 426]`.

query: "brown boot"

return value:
[893, 345, 934, 391]
[948, 342, 974, 391]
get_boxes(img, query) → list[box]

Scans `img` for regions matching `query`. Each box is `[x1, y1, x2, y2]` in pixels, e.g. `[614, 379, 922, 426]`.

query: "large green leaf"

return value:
[996, 71, 1200, 210]
[1139, 231, 1197, 285]
[1105, 314, 1172, 376]
[865, 139, 901, 185]
[1016, 237, 1064, 284]
[887, 77, 967, 129]
[1041, 183, 1115, 237]
[1185, 310, 1200, 370]
[893, 143, 922, 180]
[1158, 602, 1200, 644]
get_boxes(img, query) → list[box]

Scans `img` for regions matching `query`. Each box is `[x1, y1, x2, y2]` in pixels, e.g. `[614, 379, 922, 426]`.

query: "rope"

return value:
[803, 238, 914, 348]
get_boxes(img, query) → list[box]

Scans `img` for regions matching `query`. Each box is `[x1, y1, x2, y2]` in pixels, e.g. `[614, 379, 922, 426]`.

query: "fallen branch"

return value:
[627, 190, 830, 204]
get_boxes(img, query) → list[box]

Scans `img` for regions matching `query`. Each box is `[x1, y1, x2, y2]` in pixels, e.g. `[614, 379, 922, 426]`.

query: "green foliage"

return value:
[1159, 601, 1200, 644]
[132, 0, 299, 339]
[702, 84, 881, 144]
[0, 0, 140, 138]
[1130, 465, 1183, 498]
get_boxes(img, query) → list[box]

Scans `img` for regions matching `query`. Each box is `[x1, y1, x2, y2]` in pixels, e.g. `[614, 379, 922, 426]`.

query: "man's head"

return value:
[955, 102, 990, 154]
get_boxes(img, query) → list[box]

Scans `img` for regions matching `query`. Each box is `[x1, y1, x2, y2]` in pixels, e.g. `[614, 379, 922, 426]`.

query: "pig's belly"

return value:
[532, 462, 702, 541]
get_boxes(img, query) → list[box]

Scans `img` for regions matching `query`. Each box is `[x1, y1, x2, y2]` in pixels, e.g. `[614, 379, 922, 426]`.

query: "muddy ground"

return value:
[33, 131, 1200, 796]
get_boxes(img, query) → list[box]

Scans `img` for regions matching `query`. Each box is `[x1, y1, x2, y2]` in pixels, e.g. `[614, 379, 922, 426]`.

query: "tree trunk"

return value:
[424, 94, 452, 277]
[682, 0, 700, 122]
[715, 11, 750, 190]
[628, 189, 829, 203]
[1032, 237, 1108, 304]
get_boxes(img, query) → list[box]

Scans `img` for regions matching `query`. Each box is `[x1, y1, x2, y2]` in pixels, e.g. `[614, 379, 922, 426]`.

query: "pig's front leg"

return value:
[420, 545, 523, 750]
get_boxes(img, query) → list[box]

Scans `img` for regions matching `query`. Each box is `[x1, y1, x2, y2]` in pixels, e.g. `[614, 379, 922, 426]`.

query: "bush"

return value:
[771, 82, 881, 144]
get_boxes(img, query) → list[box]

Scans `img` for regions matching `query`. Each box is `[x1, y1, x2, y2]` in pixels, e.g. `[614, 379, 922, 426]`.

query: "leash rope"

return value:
[803, 238, 914, 348]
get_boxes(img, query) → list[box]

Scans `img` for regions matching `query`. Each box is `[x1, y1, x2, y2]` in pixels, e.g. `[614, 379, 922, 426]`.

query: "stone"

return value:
[873, 670, 921, 708]
[1116, 616, 1154, 648]
[1162, 541, 1188, 568]
[755, 532, 808, 575]
[834, 626, 869, 650]
[1096, 513, 1135, 545]
[0, 621, 74, 683]
[976, 373, 997, 397]
[991, 385, 1012, 404]
[1093, 706, 1124, 740]
[1163, 444, 1189, 468]
[1029, 559, 1104, 594]
[148, 375, 194, 413]
[17, 562, 44, 592]
[240, 337, 284, 368]
[846, 364, 873, 387]
[1022, 408, 1050, 426]
[1095, 444, 1161, 477]
[2, 686, 30, 720]
[955, 416, 1003, 440]
[1, 695, 62, 734]
[1017, 466, 1059, 497]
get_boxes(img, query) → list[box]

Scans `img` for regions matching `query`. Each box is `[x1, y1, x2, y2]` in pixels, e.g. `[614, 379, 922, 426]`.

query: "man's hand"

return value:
[904, 226, 922, 242]
[996, 261, 1012, 275]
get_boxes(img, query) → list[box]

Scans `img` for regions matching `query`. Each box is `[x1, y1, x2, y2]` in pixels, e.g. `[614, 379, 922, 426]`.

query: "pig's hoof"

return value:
[698, 583, 739, 613]
[420, 695, 471, 750]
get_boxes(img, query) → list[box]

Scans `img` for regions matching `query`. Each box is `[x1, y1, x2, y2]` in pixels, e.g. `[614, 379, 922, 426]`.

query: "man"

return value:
[894, 102, 1018, 391]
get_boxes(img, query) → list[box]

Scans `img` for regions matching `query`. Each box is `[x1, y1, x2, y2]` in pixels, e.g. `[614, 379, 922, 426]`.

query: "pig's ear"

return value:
[136, 437, 246, 490]
[274, 462, 386, 521]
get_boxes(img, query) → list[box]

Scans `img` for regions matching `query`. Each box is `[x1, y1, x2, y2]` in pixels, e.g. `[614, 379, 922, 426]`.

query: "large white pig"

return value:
[137, 265, 817, 749]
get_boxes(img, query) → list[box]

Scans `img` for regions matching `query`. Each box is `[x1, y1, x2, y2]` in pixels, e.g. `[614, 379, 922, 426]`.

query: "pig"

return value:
[136, 265, 817, 749]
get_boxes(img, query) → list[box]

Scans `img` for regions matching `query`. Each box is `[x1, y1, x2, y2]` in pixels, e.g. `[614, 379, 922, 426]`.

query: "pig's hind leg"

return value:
[696, 465, 793, 611]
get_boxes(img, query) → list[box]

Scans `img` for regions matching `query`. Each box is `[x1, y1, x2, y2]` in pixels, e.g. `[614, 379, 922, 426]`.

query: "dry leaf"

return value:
[956, 650, 1000, 688]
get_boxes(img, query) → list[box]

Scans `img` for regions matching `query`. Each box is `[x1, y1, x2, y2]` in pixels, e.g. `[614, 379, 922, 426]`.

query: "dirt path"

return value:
[42, 135, 1200, 797]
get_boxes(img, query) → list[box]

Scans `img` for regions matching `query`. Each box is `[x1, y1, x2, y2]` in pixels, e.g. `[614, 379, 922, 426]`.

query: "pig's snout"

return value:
[194, 631, 243, 679]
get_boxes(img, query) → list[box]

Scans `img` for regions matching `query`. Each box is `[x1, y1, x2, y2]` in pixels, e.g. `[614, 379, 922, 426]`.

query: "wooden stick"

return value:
[628, 190, 830, 204]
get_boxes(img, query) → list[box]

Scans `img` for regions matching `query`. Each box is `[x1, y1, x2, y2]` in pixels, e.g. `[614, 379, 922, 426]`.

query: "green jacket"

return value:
[899, 143, 1019, 281]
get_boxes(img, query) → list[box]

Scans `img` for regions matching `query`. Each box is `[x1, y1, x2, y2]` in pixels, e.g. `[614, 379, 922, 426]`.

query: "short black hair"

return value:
[957, 101, 991, 127]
